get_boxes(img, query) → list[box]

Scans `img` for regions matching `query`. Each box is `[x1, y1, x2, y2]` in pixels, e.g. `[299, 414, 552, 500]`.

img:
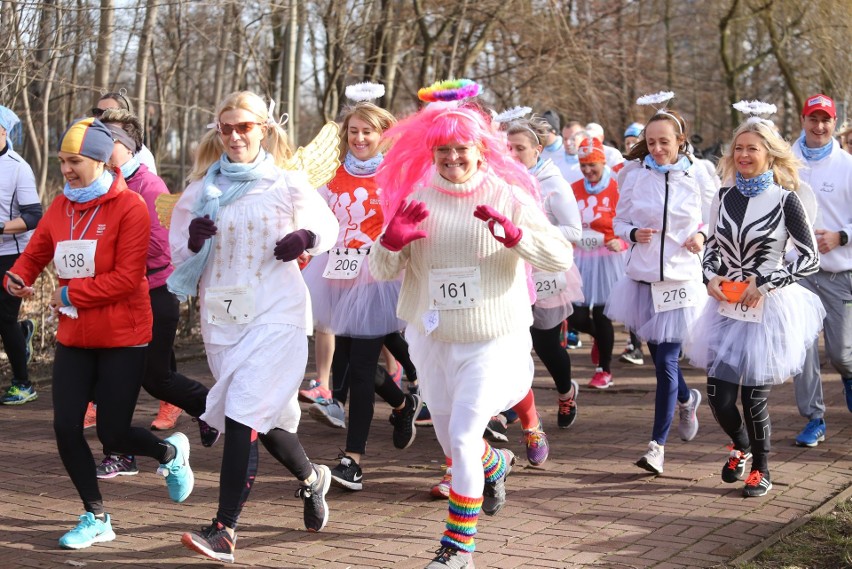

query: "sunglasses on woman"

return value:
[217, 122, 264, 136]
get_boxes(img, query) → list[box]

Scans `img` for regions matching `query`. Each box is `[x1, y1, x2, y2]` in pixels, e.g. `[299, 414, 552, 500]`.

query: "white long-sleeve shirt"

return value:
[793, 140, 852, 273]
[535, 159, 582, 242]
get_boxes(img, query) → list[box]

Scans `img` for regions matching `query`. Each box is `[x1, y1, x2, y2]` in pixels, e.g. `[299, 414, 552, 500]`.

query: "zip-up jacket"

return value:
[614, 159, 714, 283]
[7, 171, 153, 348]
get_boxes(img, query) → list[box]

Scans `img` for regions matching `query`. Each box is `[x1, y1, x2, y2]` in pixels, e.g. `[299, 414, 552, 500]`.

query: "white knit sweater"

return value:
[371, 169, 573, 342]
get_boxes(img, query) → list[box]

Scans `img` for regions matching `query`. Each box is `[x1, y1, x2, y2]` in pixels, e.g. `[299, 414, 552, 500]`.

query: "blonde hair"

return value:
[339, 102, 396, 160]
[188, 91, 292, 182]
[505, 116, 550, 147]
[718, 120, 800, 190]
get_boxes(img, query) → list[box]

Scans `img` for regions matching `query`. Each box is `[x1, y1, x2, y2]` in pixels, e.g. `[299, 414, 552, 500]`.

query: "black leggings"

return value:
[216, 417, 312, 529]
[706, 377, 771, 473]
[568, 305, 615, 372]
[53, 343, 171, 515]
[530, 323, 573, 394]
[332, 335, 405, 455]
[383, 331, 417, 383]
[0, 253, 28, 386]
[141, 286, 209, 417]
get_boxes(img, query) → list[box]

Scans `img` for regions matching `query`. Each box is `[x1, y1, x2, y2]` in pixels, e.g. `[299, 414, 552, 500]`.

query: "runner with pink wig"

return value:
[371, 82, 572, 569]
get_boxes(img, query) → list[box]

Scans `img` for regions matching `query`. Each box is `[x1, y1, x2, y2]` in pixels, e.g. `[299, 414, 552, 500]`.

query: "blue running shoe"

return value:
[843, 378, 852, 413]
[795, 418, 826, 447]
[1, 384, 38, 405]
[59, 512, 116, 549]
[157, 432, 194, 502]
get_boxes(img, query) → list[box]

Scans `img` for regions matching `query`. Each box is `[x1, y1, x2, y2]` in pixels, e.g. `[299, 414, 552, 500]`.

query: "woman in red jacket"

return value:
[5, 117, 194, 550]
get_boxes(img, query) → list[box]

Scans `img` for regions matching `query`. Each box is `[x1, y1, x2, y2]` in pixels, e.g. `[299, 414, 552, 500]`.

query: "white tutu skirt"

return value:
[532, 265, 583, 330]
[684, 283, 825, 386]
[302, 250, 404, 338]
[605, 278, 706, 344]
[575, 249, 625, 307]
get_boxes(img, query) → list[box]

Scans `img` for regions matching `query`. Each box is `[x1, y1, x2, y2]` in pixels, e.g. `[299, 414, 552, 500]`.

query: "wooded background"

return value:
[2, 0, 850, 196]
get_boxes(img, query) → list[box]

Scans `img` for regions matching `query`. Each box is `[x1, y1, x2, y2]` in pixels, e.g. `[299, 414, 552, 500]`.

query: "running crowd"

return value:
[0, 81, 851, 568]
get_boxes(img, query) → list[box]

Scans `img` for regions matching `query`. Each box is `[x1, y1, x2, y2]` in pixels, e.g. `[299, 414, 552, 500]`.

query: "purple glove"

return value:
[473, 204, 522, 248]
[187, 215, 217, 253]
[274, 229, 316, 262]
[380, 200, 430, 252]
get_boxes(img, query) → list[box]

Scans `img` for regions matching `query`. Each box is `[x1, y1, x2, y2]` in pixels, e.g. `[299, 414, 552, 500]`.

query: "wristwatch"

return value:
[840, 230, 848, 246]
[0, 222, 6, 235]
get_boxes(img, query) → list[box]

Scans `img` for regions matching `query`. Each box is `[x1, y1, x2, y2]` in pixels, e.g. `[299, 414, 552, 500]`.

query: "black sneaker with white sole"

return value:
[392, 393, 422, 449]
[296, 464, 331, 532]
[742, 470, 772, 497]
[331, 454, 363, 491]
[721, 448, 752, 483]
[181, 519, 236, 563]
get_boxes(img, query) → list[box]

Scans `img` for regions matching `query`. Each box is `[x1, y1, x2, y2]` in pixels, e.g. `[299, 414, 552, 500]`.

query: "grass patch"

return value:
[731, 499, 852, 569]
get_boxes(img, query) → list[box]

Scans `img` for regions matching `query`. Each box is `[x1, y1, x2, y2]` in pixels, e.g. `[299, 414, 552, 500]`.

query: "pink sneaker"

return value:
[588, 368, 613, 389]
[430, 468, 452, 499]
[298, 380, 332, 403]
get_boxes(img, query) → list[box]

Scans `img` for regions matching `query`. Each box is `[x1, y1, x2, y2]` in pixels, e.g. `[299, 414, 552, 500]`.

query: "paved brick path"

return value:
[1, 334, 850, 568]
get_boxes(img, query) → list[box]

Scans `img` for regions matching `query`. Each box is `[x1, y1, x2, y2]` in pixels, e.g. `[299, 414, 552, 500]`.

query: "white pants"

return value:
[406, 326, 533, 496]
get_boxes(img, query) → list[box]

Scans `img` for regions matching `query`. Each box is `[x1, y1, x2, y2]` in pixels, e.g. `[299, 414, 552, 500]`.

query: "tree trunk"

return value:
[135, 0, 159, 140]
[92, 0, 114, 93]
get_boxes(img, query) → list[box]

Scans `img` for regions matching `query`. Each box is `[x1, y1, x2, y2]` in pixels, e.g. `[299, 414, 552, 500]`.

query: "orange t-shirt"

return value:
[570, 176, 620, 242]
[323, 166, 385, 249]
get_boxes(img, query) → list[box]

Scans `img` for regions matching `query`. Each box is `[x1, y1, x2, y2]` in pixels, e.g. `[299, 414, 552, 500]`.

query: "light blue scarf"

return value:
[544, 136, 563, 153]
[584, 165, 613, 195]
[643, 154, 691, 174]
[528, 157, 546, 176]
[344, 151, 383, 176]
[797, 133, 832, 162]
[64, 171, 113, 203]
[167, 151, 275, 300]
[736, 170, 774, 198]
[564, 152, 579, 165]
[119, 154, 142, 180]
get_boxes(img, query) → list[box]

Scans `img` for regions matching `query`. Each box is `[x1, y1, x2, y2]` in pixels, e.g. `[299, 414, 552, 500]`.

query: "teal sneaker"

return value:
[1, 384, 38, 405]
[157, 432, 194, 502]
[59, 512, 116, 549]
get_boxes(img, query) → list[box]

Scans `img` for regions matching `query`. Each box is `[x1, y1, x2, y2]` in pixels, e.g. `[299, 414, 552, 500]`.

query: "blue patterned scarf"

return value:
[584, 165, 612, 195]
[167, 151, 275, 300]
[64, 171, 112, 203]
[344, 151, 383, 176]
[797, 133, 832, 162]
[736, 170, 774, 198]
[643, 154, 691, 174]
[119, 154, 142, 180]
[529, 157, 546, 176]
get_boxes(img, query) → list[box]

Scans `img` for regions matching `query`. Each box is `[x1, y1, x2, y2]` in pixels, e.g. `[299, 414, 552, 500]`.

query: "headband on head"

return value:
[637, 91, 683, 134]
[577, 137, 605, 164]
[345, 82, 385, 103]
[509, 122, 540, 146]
[104, 122, 138, 154]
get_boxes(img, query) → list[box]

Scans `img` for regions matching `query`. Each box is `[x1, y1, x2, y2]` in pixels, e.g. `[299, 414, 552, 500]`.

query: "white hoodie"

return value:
[793, 140, 852, 273]
[535, 159, 582, 242]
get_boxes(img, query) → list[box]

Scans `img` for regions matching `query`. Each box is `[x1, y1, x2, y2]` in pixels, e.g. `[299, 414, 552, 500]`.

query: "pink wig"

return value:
[377, 102, 539, 219]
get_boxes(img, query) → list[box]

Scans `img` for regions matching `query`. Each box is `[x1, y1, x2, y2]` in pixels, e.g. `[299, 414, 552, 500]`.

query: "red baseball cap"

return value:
[802, 94, 836, 118]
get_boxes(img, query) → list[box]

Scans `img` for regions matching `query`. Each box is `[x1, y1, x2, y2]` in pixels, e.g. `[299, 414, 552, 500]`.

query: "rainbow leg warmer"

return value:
[482, 442, 506, 483]
[441, 489, 482, 552]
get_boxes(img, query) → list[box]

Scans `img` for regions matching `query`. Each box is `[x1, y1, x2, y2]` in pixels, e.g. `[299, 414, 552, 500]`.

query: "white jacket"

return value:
[535, 159, 582, 242]
[614, 159, 714, 283]
[793, 140, 852, 273]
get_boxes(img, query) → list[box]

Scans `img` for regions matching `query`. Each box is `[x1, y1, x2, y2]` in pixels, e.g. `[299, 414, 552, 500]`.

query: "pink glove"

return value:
[380, 200, 430, 252]
[473, 204, 522, 248]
